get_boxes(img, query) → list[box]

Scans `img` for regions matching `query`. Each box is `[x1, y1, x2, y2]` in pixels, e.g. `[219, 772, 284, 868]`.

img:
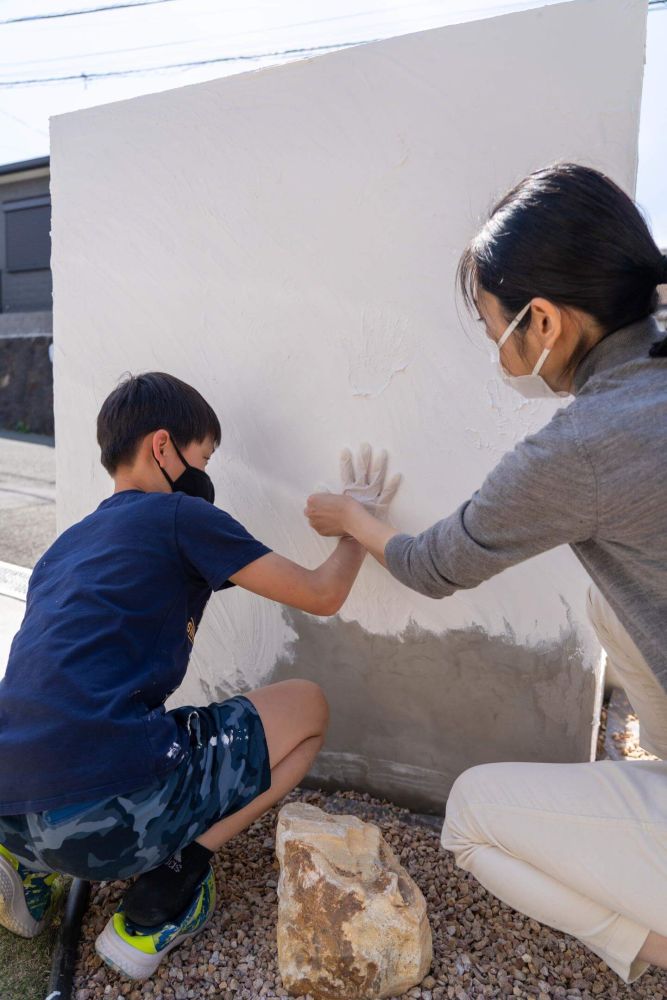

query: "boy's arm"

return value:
[230, 444, 399, 615]
[228, 537, 365, 616]
[305, 492, 397, 567]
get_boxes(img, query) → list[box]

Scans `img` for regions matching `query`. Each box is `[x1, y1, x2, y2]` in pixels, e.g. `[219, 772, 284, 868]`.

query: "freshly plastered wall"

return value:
[51, 0, 647, 812]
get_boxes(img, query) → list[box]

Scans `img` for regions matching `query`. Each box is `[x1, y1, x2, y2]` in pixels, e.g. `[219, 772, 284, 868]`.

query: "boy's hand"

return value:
[305, 492, 357, 537]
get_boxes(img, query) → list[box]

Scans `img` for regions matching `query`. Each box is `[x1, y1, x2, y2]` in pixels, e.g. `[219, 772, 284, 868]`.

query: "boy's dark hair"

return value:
[457, 161, 667, 358]
[97, 372, 222, 474]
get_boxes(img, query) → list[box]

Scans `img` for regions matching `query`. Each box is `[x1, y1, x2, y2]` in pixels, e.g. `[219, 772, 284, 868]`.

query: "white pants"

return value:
[442, 585, 667, 984]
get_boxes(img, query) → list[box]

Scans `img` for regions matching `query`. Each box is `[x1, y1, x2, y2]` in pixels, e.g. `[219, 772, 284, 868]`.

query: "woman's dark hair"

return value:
[97, 371, 221, 474]
[457, 162, 667, 358]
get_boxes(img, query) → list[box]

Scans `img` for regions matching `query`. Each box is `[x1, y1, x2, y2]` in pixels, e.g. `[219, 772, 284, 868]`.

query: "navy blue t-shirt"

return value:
[0, 490, 271, 814]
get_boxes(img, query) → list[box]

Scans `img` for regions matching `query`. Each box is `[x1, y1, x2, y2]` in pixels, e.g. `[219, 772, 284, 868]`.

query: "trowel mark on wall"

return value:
[268, 609, 599, 812]
[483, 378, 547, 446]
[179, 590, 299, 708]
[347, 304, 411, 397]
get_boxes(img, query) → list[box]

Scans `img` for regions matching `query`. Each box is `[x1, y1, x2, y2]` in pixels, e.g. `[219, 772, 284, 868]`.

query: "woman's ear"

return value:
[530, 297, 562, 349]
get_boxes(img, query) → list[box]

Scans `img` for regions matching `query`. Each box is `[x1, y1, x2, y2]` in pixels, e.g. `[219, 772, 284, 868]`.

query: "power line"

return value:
[0, 1, 661, 88]
[0, 0, 176, 25]
[0, 5, 402, 69]
[1, 35, 203, 70]
[3, 38, 206, 72]
[3, 0, 665, 27]
[0, 39, 378, 88]
[0, 105, 48, 138]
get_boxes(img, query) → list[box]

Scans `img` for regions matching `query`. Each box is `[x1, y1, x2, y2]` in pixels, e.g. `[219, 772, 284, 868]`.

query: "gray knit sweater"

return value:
[384, 315, 667, 689]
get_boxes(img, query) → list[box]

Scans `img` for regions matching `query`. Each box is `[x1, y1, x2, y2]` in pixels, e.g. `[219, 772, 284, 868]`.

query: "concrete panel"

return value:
[50, 0, 646, 809]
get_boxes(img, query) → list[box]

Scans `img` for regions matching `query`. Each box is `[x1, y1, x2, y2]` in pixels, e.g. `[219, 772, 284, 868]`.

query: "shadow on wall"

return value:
[200, 610, 599, 815]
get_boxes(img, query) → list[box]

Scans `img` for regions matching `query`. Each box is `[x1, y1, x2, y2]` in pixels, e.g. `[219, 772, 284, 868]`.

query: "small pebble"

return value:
[68, 782, 666, 1000]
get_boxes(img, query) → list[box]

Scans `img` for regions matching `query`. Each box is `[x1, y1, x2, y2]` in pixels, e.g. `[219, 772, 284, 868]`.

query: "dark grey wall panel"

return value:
[5, 201, 51, 272]
[0, 174, 52, 315]
[1, 269, 52, 312]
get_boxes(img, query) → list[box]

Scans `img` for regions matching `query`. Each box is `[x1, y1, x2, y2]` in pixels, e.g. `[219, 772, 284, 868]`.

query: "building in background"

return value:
[0, 156, 53, 436]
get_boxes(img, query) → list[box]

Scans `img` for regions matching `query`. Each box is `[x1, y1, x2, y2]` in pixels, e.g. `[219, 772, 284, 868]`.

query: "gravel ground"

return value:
[598, 698, 659, 762]
[74, 754, 667, 1000]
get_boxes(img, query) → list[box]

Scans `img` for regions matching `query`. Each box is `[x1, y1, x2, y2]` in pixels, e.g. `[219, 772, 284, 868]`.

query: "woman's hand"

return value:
[339, 443, 401, 521]
[305, 444, 402, 550]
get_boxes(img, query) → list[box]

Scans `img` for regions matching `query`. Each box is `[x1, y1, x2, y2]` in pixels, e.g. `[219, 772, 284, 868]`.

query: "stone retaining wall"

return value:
[0, 311, 53, 435]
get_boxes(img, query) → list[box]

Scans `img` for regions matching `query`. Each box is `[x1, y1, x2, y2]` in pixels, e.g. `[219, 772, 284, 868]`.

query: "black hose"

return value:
[45, 878, 91, 1000]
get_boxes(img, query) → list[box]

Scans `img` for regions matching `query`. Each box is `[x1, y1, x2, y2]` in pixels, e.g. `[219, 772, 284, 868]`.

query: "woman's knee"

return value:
[441, 764, 490, 856]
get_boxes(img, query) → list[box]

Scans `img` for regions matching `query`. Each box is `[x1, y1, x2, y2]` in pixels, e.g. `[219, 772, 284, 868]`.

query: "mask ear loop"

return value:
[497, 301, 532, 350]
[154, 454, 175, 490]
[153, 434, 183, 490]
[531, 347, 551, 376]
[170, 440, 191, 471]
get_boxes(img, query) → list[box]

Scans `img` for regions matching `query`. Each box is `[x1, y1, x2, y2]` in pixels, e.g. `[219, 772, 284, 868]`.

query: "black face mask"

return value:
[156, 440, 215, 504]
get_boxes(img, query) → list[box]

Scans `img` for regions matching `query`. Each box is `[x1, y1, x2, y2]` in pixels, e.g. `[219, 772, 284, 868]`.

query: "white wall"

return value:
[51, 0, 647, 807]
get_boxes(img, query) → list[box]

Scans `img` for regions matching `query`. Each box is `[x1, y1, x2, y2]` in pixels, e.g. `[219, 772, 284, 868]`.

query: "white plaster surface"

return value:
[51, 1, 645, 771]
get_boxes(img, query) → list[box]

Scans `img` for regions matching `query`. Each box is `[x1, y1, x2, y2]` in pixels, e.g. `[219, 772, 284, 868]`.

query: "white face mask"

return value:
[490, 301, 570, 400]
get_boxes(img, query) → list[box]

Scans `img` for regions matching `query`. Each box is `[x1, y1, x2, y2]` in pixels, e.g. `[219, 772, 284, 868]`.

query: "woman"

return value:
[305, 162, 667, 985]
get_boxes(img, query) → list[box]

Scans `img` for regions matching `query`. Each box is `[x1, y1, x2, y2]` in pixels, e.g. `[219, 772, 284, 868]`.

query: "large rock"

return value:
[275, 802, 433, 999]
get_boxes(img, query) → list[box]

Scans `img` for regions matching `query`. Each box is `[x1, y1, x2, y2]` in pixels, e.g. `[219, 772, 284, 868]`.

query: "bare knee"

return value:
[249, 678, 329, 741]
[291, 678, 329, 737]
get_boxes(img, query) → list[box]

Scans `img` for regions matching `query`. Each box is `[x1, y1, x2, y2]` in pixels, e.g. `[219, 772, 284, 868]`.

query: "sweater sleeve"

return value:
[384, 407, 597, 598]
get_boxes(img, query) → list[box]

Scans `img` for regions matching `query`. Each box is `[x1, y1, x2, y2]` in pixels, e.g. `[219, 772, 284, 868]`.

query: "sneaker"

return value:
[0, 843, 61, 938]
[95, 864, 216, 980]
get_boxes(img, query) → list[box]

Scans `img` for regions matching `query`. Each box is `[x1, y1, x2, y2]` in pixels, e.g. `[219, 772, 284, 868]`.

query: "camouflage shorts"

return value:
[0, 695, 271, 880]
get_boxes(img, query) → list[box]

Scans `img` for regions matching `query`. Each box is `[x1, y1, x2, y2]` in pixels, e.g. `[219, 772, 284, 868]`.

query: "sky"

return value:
[0, 0, 665, 244]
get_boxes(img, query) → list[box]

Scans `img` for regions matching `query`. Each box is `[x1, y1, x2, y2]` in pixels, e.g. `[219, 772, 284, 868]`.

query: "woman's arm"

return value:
[380, 408, 598, 598]
[306, 408, 598, 600]
[228, 537, 365, 616]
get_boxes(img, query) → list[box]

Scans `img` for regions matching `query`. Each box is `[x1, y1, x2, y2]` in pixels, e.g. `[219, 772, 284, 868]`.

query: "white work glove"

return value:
[339, 443, 401, 521]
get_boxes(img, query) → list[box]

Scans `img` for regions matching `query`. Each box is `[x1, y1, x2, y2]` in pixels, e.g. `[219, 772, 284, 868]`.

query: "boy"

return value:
[0, 372, 398, 980]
